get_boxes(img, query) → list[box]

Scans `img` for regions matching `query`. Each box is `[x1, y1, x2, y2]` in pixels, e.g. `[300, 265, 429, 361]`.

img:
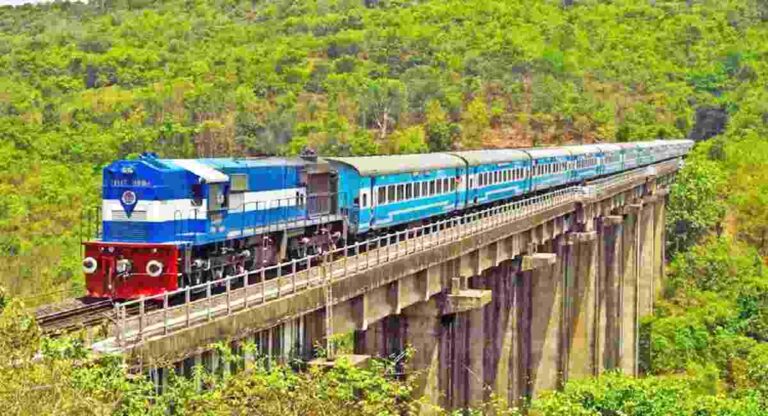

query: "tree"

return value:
[460, 96, 489, 149]
[666, 145, 727, 256]
[360, 79, 406, 141]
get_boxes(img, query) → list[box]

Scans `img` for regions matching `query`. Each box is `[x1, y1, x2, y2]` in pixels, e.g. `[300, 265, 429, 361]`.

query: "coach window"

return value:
[436, 178, 443, 194]
[378, 187, 386, 205]
[406, 183, 413, 199]
[451, 178, 457, 191]
[388, 185, 395, 202]
[429, 180, 436, 195]
[397, 184, 405, 201]
[422, 181, 429, 196]
[362, 193, 368, 208]
[443, 178, 449, 192]
[414, 182, 421, 198]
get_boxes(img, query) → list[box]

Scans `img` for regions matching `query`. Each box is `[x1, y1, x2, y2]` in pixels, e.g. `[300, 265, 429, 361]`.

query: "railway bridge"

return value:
[94, 159, 680, 410]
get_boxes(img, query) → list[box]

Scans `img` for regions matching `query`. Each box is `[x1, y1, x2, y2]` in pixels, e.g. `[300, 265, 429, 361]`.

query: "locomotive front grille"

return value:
[108, 222, 149, 241]
[111, 210, 148, 221]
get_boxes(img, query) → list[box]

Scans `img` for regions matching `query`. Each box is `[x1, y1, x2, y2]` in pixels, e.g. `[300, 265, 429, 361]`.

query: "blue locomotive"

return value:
[83, 140, 693, 299]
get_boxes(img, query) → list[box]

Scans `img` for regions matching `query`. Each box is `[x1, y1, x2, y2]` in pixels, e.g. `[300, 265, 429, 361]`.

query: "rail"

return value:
[112, 159, 680, 345]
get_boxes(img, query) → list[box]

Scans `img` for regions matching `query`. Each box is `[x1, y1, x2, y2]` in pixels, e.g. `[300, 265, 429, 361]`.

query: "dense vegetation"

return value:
[2, 0, 768, 414]
[3, 0, 768, 302]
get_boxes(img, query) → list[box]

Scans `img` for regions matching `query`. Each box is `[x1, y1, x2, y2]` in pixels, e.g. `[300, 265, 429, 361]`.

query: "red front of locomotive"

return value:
[83, 242, 179, 299]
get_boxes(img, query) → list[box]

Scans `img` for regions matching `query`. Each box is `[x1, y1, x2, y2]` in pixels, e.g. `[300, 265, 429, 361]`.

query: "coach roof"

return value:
[325, 153, 464, 176]
[449, 149, 530, 166]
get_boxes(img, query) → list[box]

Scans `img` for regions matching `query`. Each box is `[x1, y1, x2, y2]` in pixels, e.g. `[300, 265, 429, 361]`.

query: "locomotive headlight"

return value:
[116, 259, 132, 274]
[146, 260, 164, 277]
[82, 257, 98, 274]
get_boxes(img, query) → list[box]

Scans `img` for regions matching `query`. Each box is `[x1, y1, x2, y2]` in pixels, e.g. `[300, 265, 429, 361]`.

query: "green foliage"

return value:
[3, 0, 768, 412]
[723, 136, 768, 255]
[640, 233, 768, 409]
[531, 373, 765, 416]
[665, 236, 762, 297]
[4, 0, 768, 300]
[666, 145, 727, 256]
[0, 297, 418, 415]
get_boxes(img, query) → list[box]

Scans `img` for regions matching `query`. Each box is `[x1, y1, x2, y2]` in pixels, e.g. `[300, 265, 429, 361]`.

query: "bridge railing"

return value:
[113, 159, 681, 345]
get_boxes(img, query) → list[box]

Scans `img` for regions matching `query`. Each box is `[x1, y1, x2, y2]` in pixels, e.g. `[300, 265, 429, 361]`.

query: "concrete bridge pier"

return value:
[564, 230, 598, 381]
[620, 203, 642, 376]
[599, 215, 623, 372]
[526, 241, 563, 398]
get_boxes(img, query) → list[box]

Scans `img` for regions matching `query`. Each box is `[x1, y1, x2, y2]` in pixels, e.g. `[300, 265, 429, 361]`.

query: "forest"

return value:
[1, 0, 768, 414]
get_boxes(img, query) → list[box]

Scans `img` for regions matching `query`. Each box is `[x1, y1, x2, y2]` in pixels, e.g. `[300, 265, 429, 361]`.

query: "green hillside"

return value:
[2, 0, 768, 413]
[3, 0, 767, 301]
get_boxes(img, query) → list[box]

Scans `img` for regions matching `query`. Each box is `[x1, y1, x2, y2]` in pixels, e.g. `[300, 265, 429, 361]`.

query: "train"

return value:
[82, 139, 694, 299]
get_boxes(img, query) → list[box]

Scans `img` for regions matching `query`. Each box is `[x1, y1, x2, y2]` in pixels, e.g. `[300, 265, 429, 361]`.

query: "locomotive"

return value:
[83, 140, 693, 299]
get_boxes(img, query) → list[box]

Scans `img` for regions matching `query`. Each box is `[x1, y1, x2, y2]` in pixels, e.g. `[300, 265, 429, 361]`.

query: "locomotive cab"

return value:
[83, 154, 207, 298]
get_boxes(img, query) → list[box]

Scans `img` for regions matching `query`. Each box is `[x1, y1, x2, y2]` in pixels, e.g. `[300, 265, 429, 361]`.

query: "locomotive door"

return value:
[306, 170, 333, 217]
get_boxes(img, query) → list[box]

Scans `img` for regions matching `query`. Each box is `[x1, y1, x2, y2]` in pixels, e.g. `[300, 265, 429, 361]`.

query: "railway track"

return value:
[35, 298, 114, 333]
[35, 297, 161, 334]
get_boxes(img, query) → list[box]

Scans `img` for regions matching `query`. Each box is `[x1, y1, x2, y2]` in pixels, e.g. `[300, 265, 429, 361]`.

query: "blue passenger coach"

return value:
[618, 143, 641, 170]
[524, 148, 572, 192]
[450, 150, 531, 207]
[563, 145, 602, 183]
[596, 144, 623, 176]
[326, 154, 465, 235]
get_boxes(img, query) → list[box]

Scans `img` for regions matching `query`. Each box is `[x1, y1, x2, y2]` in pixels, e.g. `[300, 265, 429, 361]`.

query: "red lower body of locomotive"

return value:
[83, 242, 178, 299]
